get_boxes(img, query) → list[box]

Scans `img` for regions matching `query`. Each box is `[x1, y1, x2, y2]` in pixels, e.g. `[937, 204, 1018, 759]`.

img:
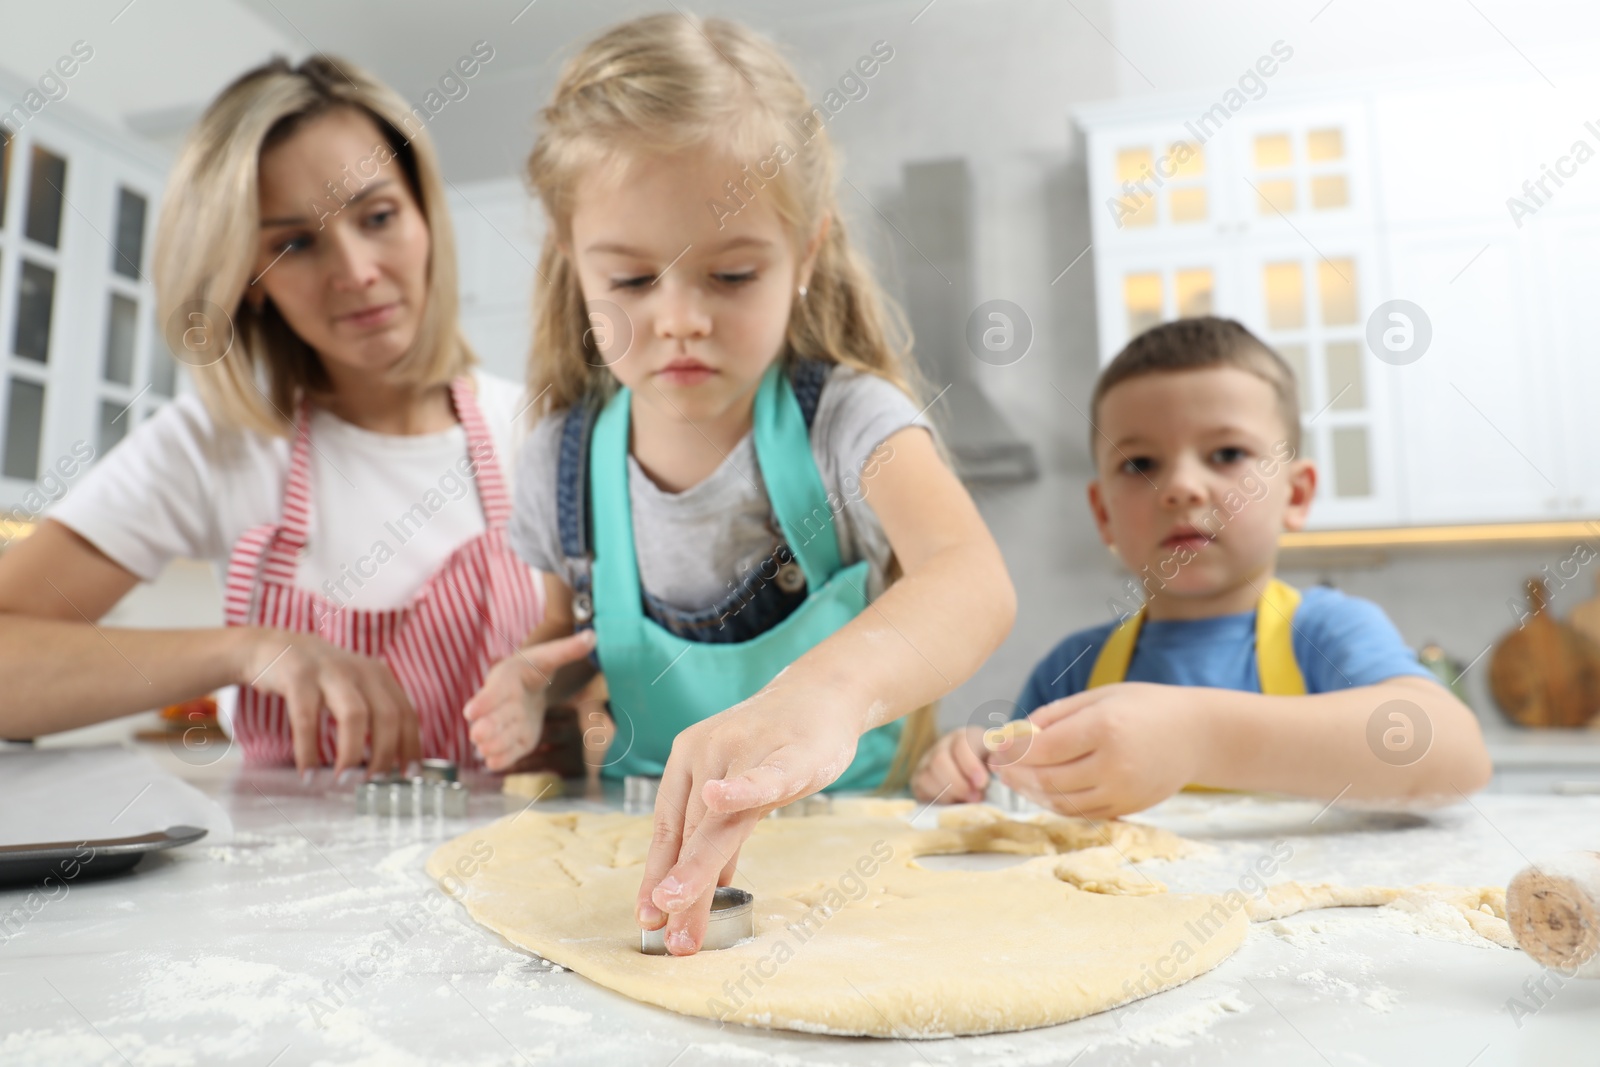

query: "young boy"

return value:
[913, 317, 1491, 817]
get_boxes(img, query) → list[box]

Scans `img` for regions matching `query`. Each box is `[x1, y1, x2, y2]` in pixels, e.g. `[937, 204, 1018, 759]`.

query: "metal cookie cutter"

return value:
[623, 776, 659, 815]
[418, 758, 458, 784]
[985, 776, 1036, 813]
[355, 765, 468, 818]
[640, 886, 754, 955]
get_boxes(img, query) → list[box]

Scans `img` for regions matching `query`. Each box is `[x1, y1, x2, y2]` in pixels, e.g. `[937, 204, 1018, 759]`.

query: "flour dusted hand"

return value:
[635, 687, 864, 955]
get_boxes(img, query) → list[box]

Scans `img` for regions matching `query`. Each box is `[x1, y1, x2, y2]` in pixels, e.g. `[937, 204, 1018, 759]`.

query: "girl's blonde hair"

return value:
[525, 14, 936, 789]
[524, 13, 920, 413]
[154, 56, 474, 436]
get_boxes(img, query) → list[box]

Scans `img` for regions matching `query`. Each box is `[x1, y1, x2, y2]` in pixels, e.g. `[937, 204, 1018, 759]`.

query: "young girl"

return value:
[460, 14, 1015, 954]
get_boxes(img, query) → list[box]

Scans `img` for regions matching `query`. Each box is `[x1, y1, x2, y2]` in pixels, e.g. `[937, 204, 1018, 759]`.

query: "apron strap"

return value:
[566, 361, 829, 561]
[589, 362, 849, 622]
[752, 362, 844, 590]
[1085, 578, 1306, 695]
[450, 376, 512, 529]
[265, 396, 318, 576]
[1255, 578, 1307, 696]
[266, 378, 508, 578]
[1087, 611, 1143, 689]
[590, 384, 644, 622]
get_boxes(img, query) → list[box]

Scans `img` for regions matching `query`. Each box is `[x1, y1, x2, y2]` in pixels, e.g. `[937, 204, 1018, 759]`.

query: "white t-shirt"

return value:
[51, 371, 534, 611]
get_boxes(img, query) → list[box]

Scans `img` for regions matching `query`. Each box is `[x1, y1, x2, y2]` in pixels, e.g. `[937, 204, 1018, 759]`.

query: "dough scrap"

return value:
[1247, 881, 1514, 948]
[427, 808, 1247, 1037]
[502, 772, 564, 801]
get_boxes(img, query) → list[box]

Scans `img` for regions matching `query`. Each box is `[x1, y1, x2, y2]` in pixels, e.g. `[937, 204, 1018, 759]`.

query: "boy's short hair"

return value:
[1090, 316, 1302, 457]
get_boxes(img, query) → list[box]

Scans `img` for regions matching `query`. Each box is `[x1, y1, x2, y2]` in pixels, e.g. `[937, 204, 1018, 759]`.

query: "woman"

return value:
[0, 56, 587, 777]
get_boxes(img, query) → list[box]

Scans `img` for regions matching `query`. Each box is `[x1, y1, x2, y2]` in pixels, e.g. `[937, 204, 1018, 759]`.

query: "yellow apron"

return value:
[1085, 577, 1306, 792]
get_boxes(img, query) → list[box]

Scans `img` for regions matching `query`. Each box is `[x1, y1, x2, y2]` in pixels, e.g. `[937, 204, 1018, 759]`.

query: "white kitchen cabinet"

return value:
[0, 74, 171, 517]
[1082, 95, 1393, 529]
[1078, 72, 1597, 531]
[1536, 216, 1600, 519]
[1228, 233, 1397, 530]
[1386, 229, 1565, 525]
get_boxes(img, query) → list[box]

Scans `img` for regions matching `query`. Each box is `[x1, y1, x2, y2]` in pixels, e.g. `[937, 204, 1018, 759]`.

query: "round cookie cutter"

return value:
[639, 886, 754, 955]
[623, 776, 659, 815]
[419, 758, 458, 784]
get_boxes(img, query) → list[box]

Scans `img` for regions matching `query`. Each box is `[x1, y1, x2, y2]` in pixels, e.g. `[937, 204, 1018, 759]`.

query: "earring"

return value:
[797, 284, 808, 299]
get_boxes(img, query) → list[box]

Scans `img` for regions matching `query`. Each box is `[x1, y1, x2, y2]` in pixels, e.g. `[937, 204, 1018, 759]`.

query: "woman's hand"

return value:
[462, 630, 597, 772]
[239, 628, 422, 777]
[634, 688, 865, 956]
[911, 724, 991, 804]
[993, 683, 1205, 819]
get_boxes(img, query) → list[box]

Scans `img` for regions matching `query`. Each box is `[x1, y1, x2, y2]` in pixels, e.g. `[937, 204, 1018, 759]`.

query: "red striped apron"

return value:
[222, 377, 543, 767]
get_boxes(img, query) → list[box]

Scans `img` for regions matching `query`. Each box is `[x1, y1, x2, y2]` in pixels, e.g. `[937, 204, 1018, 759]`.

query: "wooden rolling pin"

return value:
[1507, 851, 1600, 977]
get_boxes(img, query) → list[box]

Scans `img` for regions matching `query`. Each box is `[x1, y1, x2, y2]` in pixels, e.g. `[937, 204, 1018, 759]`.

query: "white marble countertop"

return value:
[2, 742, 1597, 1067]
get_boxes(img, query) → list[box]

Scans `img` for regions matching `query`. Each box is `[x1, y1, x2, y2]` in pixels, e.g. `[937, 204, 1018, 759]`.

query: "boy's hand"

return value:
[911, 725, 992, 803]
[993, 682, 1205, 818]
[463, 630, 597, 771]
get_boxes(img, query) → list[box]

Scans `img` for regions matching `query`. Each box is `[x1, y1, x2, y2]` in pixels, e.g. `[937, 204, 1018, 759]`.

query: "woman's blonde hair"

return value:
[524, 13, 920, 413]
[154, 55, 474, 436]
[525, 14, 937, 788]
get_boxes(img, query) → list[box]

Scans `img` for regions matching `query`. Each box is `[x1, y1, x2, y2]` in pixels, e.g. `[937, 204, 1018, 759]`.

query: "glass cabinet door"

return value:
[1, 141, 68, 482]
[1230, 236, 1396, 529]
[0, 113, 170, 518]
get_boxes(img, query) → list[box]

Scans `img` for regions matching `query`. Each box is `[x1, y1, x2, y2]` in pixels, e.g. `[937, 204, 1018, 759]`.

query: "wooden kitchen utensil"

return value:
[1507, 851, 1600, 977]
[1488, 578, 1600, 728]
[1571, 572, 1600, 652]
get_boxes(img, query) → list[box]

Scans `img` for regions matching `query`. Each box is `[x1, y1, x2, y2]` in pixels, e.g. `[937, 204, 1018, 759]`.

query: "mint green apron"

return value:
[589, 363, 901, 790]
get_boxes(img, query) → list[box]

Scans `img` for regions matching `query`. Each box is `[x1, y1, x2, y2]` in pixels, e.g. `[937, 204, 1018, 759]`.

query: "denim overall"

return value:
[555, 359, 901, 789]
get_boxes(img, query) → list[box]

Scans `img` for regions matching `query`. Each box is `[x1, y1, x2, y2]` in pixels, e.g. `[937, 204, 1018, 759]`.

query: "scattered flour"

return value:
[1378, 896, 1500, 948]
[1297, 968, 1362, 998]
[682, 1041, 838, 1065]
[204, 831, 313, 868]
[1293, 968, 1401, 1015]
[527, 1005, 592, 1026]
[489, 960, 543, 991]
[1113, 993, 1251, 1048]
[375, 842, 428, 876]
[1363, 986, 1401, 1013]
[1266, 917, 1331, 949]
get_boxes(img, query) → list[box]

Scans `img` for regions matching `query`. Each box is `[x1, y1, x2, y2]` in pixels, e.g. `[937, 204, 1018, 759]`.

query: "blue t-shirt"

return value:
[1016, 586, 1435, 715]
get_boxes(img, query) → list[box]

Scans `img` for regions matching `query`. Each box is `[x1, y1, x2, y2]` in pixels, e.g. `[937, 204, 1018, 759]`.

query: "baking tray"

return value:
[0, 825, 207, 887]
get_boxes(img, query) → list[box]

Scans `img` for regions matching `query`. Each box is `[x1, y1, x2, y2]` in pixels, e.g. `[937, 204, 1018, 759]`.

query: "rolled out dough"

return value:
[426, 806, 1248, 1037]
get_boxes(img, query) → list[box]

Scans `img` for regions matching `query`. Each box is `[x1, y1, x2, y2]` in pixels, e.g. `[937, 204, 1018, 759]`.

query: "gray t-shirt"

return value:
[509, 367, 932, 611]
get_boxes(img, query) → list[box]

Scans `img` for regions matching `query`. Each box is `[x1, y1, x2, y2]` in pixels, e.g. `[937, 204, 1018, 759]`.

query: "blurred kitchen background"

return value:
[3, 0, 1599, 788]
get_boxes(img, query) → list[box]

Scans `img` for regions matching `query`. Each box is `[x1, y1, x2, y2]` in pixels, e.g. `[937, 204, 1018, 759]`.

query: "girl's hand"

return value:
[911, 725, 991, 804]
[634, 689, 864, 956]
[993, 682, 1205, 818]
[463, 630, 597, 771]
[239, 628, 422, 777]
